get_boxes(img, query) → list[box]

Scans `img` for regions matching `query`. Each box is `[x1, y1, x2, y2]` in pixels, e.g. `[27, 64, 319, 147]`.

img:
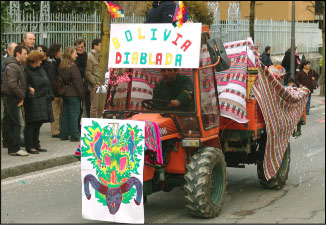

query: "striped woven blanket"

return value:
[144, 121, 163, 167]
[215, 38, 259, 123]
[216, 60, 248, 123]
[252, 64, 310, 180]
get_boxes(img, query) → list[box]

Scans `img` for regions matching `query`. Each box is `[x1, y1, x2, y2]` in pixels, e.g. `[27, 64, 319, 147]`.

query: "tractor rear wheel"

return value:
[184, 147, 226, 218]
[257, 143, 291, 190]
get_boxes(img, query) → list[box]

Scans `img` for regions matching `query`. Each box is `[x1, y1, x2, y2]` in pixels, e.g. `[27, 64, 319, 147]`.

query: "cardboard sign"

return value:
[108, 23, 202, 69]
[81, 118, 145, 224]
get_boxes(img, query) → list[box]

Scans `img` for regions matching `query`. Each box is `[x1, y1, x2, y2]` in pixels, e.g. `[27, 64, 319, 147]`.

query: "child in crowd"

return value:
[287, 78, 297, 87]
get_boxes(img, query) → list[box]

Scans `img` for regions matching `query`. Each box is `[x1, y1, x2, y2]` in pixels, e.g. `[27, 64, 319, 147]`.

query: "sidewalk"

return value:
[1, 88, 325, 179]
[1, 122, 79, 179]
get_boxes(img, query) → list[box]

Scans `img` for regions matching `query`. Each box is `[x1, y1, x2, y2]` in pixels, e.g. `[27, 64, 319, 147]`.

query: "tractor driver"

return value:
[152, 68, 193, 111]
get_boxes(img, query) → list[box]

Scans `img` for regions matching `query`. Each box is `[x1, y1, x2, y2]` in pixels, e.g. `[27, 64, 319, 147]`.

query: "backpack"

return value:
[53, 72, 69, 97]
[206, 38, 230, 72]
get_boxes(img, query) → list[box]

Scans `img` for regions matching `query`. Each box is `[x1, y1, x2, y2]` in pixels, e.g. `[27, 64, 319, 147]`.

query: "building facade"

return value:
[219, 1, 316, 21]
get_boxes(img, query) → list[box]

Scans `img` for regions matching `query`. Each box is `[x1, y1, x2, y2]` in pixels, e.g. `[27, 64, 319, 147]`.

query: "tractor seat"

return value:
[128, 114, 177, 137]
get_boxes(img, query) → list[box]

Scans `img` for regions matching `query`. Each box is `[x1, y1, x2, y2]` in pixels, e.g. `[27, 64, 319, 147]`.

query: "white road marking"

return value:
[304, 149, 324, 158]
[1, 163, 80, 185]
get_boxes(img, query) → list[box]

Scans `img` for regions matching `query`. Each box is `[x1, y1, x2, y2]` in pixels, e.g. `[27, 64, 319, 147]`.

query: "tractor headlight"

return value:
[181, 139, 201, 147]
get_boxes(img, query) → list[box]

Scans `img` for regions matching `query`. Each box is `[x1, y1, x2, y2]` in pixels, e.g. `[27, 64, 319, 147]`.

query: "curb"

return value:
[1, 155, 79, 180]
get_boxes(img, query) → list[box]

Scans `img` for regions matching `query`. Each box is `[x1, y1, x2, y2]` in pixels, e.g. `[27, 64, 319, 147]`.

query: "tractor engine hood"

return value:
[128, 114, 177, 138]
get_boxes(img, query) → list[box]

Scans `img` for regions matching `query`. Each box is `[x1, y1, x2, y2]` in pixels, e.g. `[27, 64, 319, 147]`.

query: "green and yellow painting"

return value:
[81, 119, 145, 216]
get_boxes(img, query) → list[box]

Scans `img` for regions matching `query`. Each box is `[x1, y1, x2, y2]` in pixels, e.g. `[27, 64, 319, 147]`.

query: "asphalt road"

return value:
[1, 104, 325, 224]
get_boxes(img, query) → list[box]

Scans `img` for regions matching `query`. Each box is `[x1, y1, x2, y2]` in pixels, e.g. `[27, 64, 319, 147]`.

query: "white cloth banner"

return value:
[108, 23, 202, 68]
[81, 118, 145, 224]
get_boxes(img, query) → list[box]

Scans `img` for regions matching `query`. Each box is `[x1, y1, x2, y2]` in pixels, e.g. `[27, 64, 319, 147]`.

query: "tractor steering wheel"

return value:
[141, 99, 171, 110]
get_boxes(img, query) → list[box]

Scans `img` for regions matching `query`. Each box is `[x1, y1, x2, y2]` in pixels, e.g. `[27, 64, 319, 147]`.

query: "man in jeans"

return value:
[2, 42, 18, 148]
[1, 46, 30, 156]
[85, 39, 101, 118]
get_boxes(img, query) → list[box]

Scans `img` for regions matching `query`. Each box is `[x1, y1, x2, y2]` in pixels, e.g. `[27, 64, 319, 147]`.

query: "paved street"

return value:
[1, 95, 324, 223]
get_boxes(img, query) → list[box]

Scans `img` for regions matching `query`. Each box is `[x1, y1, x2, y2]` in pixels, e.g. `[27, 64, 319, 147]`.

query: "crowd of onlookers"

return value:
[1, 32, 103, 156]
[259, 45, 320, 115]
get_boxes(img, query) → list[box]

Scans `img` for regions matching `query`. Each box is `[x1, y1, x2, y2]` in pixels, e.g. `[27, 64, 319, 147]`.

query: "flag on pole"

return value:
[172, 1, 189, 28]
[104, 1, 124, 18]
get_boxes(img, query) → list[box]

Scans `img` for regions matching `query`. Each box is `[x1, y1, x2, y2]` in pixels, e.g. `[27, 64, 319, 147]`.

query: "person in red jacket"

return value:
[295, 61, 320, 115]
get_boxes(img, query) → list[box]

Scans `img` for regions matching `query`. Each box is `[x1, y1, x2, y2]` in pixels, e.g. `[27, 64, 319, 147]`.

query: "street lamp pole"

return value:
[290, 1, 295, 80]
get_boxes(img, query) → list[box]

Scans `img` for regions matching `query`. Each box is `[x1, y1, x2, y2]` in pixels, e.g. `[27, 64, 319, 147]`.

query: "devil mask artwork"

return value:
[84, 174, 142, 215]
[81, 120, 144, 216]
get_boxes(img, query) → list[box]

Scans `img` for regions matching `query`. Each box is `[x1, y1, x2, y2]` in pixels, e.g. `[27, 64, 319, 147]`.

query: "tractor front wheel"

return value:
[184, 147, 226, 218]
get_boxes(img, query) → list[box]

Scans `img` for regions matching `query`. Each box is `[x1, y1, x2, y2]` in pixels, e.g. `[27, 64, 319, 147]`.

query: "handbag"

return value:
[53, 73, 69, 96]
[206, 38, 230, 72]
[312, 78, 318, 90]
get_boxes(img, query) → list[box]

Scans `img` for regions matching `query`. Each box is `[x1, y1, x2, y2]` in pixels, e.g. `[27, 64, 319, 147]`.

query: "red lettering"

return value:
[116, 52, 122, 64]
[180, 40, 192, 52]
[172, 33, 183, 46]
[156, 53, 162, 65]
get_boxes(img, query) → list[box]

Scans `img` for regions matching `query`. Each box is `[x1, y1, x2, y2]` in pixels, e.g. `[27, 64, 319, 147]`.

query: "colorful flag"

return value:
[104, 1, 124, 18]
[172, 1, 189, 28]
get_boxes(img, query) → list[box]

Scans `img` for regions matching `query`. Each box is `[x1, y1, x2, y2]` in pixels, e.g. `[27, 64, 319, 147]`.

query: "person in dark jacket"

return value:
[1, 45, 30, 156]
[75, 38, 90, 119]
[20, 32, 36, 53]
[281, 47, 300, 86]
[24, 50, 54, 154]
[59, 46, 85, 142]
[1, 42, 18, 148]
[37, 44, 49, 69]
[261, 46, 273, 67]
[295, 61, 320, 115]
[153, 68, 193, 111]
[145, 1, 176, 23]
[44, 43, 63, 138]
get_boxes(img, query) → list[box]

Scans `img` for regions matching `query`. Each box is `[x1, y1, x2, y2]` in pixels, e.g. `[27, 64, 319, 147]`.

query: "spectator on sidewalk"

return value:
[261, 46, 273, 67]
[37, 45, 48, 53]
[295, 61, 320, 115]
[1, 45, 30, 156]
[24, 50, 54, 154]
[44, 43, 63, 138]
[37, 45, 49, 73]
[287, 78, 297, 88]
[145, 1, 176, 23]
[281, 47, 300, 86]
[20, 32, 36, 53]
[59, 46, 85, 142]
[1, 42, 18, 148]
[75, 38, 90, 132]
[1, 42, 18, 79]
[85, 39, 101, 118]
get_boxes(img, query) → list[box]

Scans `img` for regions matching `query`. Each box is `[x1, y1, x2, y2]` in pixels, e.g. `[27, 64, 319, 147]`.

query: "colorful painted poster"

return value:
[108, 23, 202, 68]
[81, 118, 145, 224]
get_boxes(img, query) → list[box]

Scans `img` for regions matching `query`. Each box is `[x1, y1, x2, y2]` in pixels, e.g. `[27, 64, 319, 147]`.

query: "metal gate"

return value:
[3, 1, 101, 53]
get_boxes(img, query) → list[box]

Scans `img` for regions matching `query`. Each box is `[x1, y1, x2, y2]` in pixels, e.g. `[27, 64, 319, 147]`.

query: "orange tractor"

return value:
[102, 32, 305, 218]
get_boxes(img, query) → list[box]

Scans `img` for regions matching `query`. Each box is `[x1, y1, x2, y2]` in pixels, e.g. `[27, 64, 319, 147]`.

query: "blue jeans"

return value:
[2, 96, 24, 153]
[306, 94, 311, 114]
[60, 96, 81, 141]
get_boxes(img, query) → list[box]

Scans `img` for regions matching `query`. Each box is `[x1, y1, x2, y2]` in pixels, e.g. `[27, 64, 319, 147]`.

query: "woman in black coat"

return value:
[281, 47, 300, 85]
[44, 43, 63, 138]
[24, 50, 54, 154]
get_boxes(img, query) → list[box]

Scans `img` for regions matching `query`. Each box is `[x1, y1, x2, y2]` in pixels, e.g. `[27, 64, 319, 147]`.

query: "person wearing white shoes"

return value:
[1, 46, 30, 156]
